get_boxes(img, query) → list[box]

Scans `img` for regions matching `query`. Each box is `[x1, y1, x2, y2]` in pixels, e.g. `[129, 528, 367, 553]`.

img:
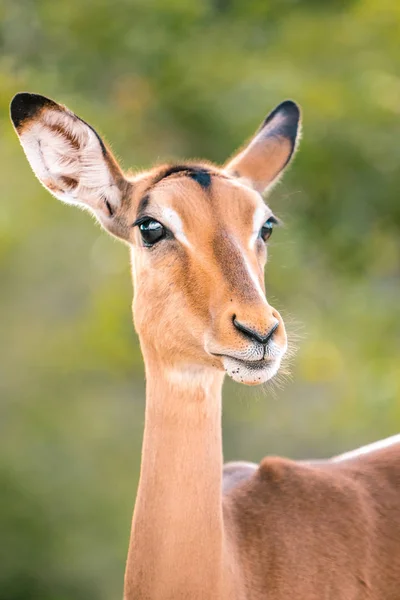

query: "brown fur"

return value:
[10, 93, 400, 600]
[225, 447, 400, 599]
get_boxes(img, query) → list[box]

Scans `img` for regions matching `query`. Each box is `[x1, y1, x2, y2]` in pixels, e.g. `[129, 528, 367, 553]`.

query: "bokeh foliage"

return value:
[1, 0, 400, 598]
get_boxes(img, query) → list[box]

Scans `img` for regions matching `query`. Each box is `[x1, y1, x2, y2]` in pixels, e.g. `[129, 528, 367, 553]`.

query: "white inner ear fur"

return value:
[19, 109, 121, 213]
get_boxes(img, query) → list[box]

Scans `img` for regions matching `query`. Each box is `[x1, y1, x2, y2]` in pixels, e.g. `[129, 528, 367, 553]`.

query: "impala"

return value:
[10, 92, 400, 600]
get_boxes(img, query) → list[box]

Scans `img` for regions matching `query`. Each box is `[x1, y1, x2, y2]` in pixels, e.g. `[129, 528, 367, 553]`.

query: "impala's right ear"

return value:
[10, 93, 130, 222]
[224, 100, 301, 194]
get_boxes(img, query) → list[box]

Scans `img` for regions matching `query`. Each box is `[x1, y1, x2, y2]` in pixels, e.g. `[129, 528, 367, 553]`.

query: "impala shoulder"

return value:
[258, 455, 299, 484]
[223, 456, 301, 496]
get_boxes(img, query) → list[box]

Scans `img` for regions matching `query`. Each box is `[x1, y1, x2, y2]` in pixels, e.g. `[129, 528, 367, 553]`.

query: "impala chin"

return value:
[222, 355, 282, 385]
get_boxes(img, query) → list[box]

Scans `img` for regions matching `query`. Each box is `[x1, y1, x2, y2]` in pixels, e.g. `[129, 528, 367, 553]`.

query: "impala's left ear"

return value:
[10, 92, 129, 220]
[224, 100, 301, 194]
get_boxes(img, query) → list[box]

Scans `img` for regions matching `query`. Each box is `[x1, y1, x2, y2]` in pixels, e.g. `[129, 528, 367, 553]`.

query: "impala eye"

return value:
[138, 219, 166, 246]
[260, 216, 277, 242]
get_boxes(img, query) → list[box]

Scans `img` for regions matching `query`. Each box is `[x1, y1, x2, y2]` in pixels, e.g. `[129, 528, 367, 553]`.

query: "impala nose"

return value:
[232, 315, 279, 345]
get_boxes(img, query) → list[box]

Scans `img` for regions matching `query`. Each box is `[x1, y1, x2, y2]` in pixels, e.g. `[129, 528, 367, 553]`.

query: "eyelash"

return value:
[134, 217, 169, 247]
[259, 216, 279, 242]
[133, 215, 279, 248]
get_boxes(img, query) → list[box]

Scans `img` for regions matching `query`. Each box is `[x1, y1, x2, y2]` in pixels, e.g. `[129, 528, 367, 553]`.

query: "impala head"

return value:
[10, 92, 301, 385]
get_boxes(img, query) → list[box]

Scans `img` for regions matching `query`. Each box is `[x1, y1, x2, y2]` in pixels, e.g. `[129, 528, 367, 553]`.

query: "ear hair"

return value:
[10, 92, 129, 221]
[224, 100, 301, 194]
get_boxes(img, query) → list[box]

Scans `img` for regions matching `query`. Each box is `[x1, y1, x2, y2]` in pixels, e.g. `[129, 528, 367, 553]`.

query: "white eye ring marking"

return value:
[159, 207, 192, 248]
[241, 251, 266, 300]
[249, 205, 272, 249]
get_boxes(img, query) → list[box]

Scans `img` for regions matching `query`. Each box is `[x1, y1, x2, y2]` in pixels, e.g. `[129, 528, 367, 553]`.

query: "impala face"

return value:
[10, 93, 301, 385]
[129, 168, 288, 385]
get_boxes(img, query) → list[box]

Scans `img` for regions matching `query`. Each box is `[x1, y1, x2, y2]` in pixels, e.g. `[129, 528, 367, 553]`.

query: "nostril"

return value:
[265, 321, 279, 343]
[232, 316, 279, 345]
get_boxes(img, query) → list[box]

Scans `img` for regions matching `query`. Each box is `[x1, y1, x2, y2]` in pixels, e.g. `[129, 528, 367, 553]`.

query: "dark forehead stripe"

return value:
[188, 169, 211, 188]
[136, 164, 232, 222]
[151, 164, 212, 190]
[135, 166, 213, 222]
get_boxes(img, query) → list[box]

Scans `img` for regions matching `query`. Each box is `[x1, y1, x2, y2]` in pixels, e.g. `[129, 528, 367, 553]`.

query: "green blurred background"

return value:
[1, 0, 400, 598]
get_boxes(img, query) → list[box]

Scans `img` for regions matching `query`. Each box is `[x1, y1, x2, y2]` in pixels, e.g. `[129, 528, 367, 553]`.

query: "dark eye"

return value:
[259, 217, 277, 242]
[139, 219, 166, 246]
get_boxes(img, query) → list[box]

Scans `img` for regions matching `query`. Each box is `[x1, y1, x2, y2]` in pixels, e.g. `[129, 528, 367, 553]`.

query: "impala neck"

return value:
[124, 355, 226, 600]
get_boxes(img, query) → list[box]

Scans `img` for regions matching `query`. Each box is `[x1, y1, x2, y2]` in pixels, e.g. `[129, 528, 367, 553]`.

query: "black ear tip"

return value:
[260, 99, 301, 142]
[10, 92, 55, 129]
[262, 99, 301, 128]
[277, 100, 301, 120]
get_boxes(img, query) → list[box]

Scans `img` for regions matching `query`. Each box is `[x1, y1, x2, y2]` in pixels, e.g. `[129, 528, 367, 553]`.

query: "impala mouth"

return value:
[221, 355, 281, 385]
